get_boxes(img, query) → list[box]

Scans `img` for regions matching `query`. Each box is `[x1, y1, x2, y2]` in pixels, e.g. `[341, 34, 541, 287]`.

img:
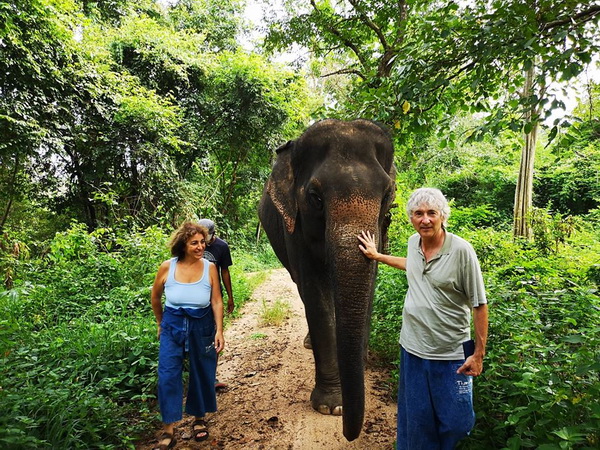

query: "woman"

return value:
[151, 222, 225, 449]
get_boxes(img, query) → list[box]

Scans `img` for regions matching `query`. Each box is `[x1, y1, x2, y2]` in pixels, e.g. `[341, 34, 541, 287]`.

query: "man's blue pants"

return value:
[397, 347, 475, 450]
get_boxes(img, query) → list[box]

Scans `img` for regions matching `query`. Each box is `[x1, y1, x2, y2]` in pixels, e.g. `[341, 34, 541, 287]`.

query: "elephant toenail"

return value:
[318, 405, 331, 415]
[332, 406, 343, 416]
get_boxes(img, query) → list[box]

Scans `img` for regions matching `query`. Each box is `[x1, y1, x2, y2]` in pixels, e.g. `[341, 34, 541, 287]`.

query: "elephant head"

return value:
[258, 119, 396, 441]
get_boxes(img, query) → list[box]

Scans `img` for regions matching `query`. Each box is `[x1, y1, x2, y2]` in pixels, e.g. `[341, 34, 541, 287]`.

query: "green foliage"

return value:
[448, 205, 506, 231]
[166, 0, 247, 51]
[529, 207, 581, 255]
[265, 0, 600, 140]
[392, 115, 522, 225]
[535, 120, 600, 215]
[0, 318, 158, 449]
[369, 263, 406, 365]
[0, 0, 80, 235]
[0, 224, 260, 448]
[1, 0, 317, 238]
[461, 251, 600, 449]
[232, 242, 282, 272]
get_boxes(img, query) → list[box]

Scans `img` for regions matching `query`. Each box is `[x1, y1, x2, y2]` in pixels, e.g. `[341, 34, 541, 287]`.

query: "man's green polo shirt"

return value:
[400, 232, 487, 360]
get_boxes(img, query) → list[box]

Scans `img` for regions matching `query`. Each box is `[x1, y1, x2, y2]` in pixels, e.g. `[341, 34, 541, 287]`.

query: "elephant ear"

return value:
[267, 141, 297, 234]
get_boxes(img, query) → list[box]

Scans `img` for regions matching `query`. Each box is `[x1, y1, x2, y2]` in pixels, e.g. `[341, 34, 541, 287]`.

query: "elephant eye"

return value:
[307, 190, 323, 210]
[382, 192, 391, 207]
[382, 190, 394, 209]
[382, 190, 396, 216]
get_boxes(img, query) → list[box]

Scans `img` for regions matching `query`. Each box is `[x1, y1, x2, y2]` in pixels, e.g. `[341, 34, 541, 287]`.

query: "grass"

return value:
[259, 298, 292, 326]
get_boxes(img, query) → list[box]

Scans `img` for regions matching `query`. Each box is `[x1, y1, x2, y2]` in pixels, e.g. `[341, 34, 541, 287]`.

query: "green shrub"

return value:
[0, 224, 266, 448]
[449, 204, 506, 231]
[0, 317, 158, 449]
[461, 271, 600, 449]
[369, 264, 406, 366]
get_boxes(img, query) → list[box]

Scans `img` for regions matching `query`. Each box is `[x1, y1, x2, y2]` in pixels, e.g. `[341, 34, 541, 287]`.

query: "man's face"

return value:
[207, 231, 216, 245]
[410, 204, 444, 238]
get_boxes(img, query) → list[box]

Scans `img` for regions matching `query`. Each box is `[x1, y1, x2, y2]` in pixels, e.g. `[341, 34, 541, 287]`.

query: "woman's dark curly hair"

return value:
[169, 221, 208, 260]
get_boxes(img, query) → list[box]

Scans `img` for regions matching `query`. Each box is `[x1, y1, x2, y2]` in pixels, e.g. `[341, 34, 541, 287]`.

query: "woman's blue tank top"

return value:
[164, 257, 212, 309]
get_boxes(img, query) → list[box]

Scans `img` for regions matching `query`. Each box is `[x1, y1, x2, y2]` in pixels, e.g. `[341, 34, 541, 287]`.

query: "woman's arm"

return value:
[209, 262, 225, 353]
[151, 260, 170, 339]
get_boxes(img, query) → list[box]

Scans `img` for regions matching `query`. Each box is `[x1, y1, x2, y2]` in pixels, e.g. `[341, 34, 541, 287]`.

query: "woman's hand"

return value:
[214, 331, 225, 353]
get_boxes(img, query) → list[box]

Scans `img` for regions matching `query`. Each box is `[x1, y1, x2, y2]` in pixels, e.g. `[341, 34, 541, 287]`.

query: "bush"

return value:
[0, 317, 158, 449]
[0, 223, 261, 448]
[461, 263, 600, 449]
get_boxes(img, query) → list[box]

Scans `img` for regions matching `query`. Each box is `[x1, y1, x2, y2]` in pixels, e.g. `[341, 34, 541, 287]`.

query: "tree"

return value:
[0, 0, 80, 233]
[1, 0, 316, 236]
[264, 0, 600, 237]
[108, 14, 316, 230]
[166, 0, 247, 52]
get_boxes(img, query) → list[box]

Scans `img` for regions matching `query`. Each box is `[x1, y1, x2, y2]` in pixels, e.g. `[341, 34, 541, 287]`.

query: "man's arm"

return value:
[457, 304, 488, 376]
[221, 267, 234, 314]
[357, 230, 406, 270]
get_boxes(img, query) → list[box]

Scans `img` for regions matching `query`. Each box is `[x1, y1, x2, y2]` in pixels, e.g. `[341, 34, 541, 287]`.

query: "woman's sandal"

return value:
[153, 431, 176, 450]
[192, 418, 209, 442]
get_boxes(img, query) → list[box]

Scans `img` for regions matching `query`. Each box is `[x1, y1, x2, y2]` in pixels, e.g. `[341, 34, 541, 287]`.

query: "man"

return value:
[198, 219, 234, 390]
[358, 187, 488, 449]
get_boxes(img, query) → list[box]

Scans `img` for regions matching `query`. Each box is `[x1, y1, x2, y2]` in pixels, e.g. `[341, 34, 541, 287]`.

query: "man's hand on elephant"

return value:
[358, 231, 379, 260]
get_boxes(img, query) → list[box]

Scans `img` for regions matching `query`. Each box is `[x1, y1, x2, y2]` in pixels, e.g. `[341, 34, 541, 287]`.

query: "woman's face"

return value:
[184, 232, 207, 260]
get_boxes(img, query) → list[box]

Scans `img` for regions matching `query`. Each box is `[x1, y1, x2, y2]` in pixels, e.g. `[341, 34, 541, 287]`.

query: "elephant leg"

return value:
[300, 284, 342, 416]
[303, 333, 312, 349]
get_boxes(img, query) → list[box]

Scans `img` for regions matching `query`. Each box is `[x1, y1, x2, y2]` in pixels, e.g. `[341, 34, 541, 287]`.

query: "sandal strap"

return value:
[153, 432, 175, 450]
[192, 419, 209, 441]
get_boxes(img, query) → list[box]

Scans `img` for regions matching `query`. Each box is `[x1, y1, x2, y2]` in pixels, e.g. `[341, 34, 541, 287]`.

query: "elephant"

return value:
[258, 119, 396, 441]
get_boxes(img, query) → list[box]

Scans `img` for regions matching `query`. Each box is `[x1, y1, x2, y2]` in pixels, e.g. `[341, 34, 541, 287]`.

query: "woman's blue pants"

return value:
[158, 307, 217, 424]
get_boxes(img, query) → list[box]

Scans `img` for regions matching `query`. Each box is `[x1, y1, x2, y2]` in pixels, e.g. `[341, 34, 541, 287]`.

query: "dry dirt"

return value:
[138, 268, 397, 450]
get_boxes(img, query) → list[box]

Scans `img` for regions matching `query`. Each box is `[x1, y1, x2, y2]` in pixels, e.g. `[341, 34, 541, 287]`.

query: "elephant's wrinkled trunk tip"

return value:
[343, 413, 364, 441]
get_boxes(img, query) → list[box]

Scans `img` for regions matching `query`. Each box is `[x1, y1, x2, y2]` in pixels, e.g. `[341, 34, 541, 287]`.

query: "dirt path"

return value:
[138, 268, 397, 449]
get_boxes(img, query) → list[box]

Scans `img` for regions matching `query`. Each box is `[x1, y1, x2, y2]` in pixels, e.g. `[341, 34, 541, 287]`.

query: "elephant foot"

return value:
[310, 385, 342, 416]
[303, 333, 312, 349]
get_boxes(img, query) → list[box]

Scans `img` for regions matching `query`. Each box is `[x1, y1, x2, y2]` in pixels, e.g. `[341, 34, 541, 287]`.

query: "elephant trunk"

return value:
[328, 212, 380, 441]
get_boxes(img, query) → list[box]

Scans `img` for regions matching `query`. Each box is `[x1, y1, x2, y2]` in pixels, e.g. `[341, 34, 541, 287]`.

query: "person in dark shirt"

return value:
[198, 219, 234, 390]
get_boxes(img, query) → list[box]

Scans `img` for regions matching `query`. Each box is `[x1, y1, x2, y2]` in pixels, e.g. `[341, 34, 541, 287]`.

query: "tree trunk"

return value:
[0, 153, 20, 233]
[513, 65, 539, 239]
